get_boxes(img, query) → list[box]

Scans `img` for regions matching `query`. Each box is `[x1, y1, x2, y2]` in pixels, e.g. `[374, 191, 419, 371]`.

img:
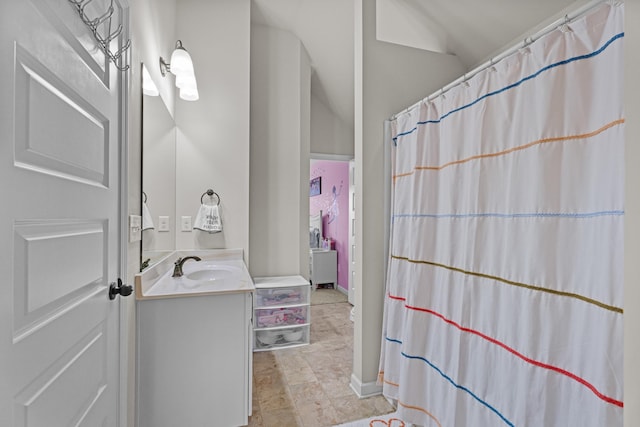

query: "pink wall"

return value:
[310, 160, 349, 291]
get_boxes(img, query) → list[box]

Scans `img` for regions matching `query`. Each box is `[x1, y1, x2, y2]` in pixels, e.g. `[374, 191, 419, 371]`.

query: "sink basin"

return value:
[183, 265, 241, 283]
[137, 249, 255, 298]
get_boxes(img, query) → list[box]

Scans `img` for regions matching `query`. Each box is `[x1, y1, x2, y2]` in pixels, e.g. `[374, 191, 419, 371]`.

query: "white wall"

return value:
[624, 2, 640, 425]
[300, 48, 312, 278]
[375, 0, 449, 55]
[174, 0, 251, 255]
[352, 0, 465, 395]
[249, 24, 311, 277]
[311, 94, 354, 156]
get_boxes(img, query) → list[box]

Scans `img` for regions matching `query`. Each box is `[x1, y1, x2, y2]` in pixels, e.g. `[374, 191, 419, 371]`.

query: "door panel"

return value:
[12, 220, 106, 340]
[0, 0, 126, 425]
[13, 323, 109, 427]
[14, 45, 109, 186]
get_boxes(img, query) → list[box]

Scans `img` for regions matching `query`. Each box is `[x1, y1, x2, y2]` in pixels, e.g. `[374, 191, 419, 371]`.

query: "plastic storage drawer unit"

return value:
[253, 275, 310, 351]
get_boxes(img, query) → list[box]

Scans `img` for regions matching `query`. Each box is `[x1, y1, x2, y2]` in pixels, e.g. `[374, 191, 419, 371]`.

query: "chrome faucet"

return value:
[172, 256, 202, 277]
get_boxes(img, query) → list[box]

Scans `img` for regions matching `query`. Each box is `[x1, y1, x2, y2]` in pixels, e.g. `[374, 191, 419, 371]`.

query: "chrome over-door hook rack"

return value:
[67, 0, 131, 71]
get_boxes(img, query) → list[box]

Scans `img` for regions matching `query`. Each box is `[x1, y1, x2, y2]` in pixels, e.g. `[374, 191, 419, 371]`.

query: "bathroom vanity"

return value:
[134, 249, 254, 427]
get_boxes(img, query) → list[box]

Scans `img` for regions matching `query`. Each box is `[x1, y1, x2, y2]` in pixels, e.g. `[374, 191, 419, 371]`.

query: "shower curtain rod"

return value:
[390, 0, 617, 121]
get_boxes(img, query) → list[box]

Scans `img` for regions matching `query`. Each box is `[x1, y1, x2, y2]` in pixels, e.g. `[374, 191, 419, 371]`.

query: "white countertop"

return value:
[135, 249, 254, 300]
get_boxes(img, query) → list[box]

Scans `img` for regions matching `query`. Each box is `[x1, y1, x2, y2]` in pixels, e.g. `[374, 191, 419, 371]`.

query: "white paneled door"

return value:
[0, 0, 128, 425]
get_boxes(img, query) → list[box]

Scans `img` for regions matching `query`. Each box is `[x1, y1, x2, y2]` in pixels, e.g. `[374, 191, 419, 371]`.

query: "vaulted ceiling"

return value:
[251, 0, 583, 128]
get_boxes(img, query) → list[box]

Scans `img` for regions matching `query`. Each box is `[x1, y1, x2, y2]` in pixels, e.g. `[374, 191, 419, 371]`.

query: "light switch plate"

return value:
[129, 215, 142, 242]
[181, 216, 192, 232]
[158, 216, 170, 232]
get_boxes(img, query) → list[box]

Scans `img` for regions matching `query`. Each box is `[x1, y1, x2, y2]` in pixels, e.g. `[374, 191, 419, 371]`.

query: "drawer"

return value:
[255, 286, 309, 307]
[255, 306, 309, 328]
[254, 325, 309, 351]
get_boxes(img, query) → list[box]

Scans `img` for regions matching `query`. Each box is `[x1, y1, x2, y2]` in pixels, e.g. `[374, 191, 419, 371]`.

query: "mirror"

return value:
[141, 63, 176, 269]
[309, 210, 323, 249]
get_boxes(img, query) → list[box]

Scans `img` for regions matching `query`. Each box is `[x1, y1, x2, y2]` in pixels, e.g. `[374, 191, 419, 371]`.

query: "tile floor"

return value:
[249, 300, 395, 427]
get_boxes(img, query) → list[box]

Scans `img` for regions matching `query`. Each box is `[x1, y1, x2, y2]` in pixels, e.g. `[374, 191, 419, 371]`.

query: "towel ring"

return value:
[201, 189, 221, 206]
[142, 191, 147, 203]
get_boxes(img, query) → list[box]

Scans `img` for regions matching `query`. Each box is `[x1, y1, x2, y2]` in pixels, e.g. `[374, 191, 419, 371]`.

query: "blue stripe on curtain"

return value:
[385, 337, 515, 427]
[392, 32, 624, 145]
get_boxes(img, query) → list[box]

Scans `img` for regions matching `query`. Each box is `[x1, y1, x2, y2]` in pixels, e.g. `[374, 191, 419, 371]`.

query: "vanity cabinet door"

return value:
[137, 293, 252, 427]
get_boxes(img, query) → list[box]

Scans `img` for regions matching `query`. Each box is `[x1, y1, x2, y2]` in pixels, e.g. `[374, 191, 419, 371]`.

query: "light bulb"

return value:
[176, 70, 197, 90]
[170, 46, 194, 76]
[180, 87, 199, 101]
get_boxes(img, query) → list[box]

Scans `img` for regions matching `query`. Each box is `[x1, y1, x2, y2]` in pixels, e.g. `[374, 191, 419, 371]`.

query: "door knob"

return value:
[109, 278, 133, 300]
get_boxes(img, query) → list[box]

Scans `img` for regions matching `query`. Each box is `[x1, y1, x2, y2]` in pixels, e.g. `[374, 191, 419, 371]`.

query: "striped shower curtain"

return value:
[379, 3, 624, 426]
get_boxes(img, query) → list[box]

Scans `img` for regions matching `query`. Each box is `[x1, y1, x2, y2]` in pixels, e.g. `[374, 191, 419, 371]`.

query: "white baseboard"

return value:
[350, 373, 382, 398]
[337, 285, 348, 295]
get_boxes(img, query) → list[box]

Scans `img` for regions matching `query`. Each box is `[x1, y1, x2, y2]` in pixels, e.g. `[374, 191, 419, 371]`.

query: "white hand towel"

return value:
[142, 202, 154, 230]
[193, 204, 222, 233]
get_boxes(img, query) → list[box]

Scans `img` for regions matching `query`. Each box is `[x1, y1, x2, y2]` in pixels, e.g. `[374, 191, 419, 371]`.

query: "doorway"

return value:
[309, 155, 354, 303]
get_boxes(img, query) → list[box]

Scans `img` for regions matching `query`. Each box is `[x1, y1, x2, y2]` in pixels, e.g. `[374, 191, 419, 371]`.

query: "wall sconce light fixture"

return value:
[159, 40, 199, 101]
